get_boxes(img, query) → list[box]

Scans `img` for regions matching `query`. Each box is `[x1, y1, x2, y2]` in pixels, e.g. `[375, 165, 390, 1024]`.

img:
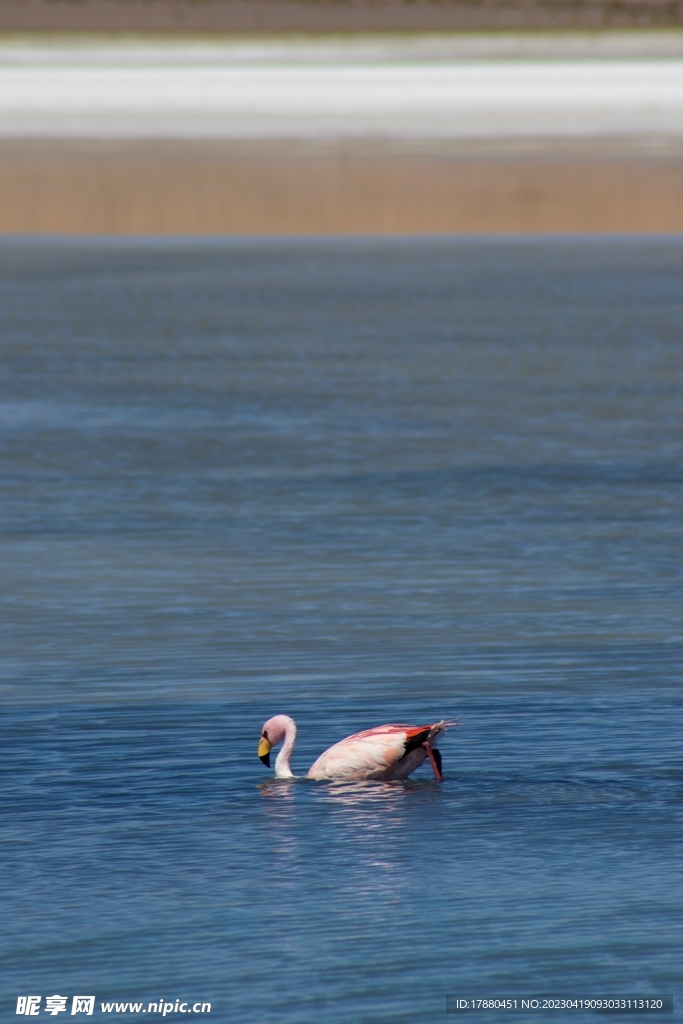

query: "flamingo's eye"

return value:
[262, 730, 268, 740]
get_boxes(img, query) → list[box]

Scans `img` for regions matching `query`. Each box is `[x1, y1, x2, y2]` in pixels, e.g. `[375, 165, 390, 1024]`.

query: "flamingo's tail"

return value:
[428, 719, 461, 740]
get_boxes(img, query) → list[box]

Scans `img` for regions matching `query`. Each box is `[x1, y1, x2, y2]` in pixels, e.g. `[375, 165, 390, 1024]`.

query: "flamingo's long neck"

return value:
[275, 719, 297, 779]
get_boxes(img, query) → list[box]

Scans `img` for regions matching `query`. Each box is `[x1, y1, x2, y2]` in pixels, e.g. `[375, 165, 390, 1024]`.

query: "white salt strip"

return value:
[1, 50, 682, 139]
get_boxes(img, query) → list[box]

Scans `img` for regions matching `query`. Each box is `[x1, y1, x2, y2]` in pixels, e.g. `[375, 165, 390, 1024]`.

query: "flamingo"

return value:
[257, 715, 458, 782]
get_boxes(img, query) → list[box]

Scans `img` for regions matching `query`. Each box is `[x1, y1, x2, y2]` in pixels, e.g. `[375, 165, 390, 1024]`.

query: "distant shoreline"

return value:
[2, 0, 682, 34]
[4, 25, 682, 235]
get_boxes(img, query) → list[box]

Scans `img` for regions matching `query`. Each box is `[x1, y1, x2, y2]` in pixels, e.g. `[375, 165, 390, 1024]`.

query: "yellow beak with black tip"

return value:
[258, 735, 272, 767]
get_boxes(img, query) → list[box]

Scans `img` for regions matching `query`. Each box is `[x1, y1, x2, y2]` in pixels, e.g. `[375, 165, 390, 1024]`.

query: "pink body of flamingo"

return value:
[257, 715, 458, 782]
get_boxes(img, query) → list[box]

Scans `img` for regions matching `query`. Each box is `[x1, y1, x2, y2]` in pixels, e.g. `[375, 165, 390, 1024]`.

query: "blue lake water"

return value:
[0, 238, 681, 1023]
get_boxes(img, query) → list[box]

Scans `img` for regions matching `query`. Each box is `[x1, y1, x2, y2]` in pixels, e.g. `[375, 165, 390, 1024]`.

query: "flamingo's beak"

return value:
[258, 736, 271, 767]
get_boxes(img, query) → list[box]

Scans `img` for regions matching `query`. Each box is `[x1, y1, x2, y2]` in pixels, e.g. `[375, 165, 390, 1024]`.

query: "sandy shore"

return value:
[2, 139, 682, 234]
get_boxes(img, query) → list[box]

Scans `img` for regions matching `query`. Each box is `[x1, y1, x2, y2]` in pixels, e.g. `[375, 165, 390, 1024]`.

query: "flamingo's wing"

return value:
[307, 722, 452, 781]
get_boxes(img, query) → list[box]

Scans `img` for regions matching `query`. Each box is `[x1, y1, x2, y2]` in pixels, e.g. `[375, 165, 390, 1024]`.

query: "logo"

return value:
[16, 997, 95, 1016]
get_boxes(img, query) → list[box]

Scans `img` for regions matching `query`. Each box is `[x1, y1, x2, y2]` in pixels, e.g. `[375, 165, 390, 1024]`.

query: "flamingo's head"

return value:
[257, 715, 292, 767]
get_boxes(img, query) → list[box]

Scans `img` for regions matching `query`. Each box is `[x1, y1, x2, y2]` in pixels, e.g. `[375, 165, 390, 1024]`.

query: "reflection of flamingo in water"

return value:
[257, 715, 458, 782]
